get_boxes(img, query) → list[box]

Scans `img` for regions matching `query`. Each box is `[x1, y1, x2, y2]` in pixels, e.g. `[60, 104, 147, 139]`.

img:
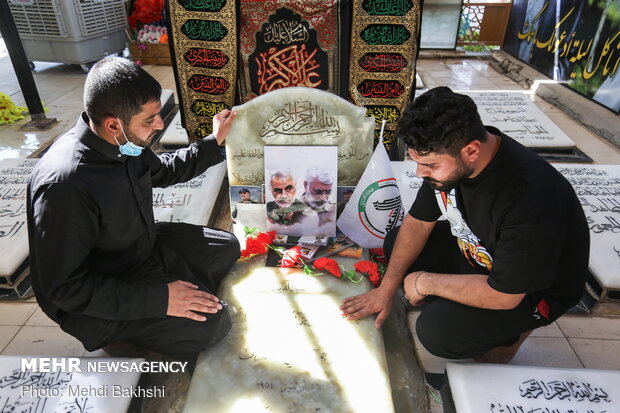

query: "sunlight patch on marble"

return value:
[184, 260, 394, 413]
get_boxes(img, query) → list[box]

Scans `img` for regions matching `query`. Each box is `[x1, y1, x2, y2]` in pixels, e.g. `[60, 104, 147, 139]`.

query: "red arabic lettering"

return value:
[357, 80, 405, 99]
[187, 74, 230, 95]
[184, 48, 229, 69]
[359, 53, 408, 72]
[255, 44, 322, 94]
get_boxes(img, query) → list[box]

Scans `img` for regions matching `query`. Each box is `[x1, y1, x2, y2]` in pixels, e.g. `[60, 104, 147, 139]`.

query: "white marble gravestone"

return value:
[152, 161, 227, 225]
[0, 159, 37, 276]
[554, 164, 620, 291]
[225, 87, 375, 187]
[183, 259, 394, 413]
[460, 91, 576, 148]
[0, 356, 142, 413]
[391, 161, 423, 212]
[160, 111, 189, 146]
[447, 362, 620, 413]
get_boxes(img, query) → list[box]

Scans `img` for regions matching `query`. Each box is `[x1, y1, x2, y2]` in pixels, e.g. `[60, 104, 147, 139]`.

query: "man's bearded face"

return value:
[270, 176, 296, 208]
[409, 149, 474, 192]
[305, 179, 332, 208]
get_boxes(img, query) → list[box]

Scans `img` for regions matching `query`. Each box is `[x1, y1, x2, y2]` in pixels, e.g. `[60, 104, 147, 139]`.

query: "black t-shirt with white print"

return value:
[410, 127, 589, 309]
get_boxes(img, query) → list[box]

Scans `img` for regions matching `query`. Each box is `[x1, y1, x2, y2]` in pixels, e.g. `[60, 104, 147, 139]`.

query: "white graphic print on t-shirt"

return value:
[435, 190, 493, 270]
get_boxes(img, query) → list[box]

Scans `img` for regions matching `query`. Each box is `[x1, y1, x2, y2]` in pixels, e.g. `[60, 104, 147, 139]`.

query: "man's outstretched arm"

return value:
[340, 214, 436, 328]
[151, 109, 237, 187]
[404, 271, 525, 309]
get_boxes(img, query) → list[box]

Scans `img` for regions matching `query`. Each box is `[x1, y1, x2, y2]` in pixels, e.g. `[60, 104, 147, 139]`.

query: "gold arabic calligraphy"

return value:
[517, 0, 620, 80]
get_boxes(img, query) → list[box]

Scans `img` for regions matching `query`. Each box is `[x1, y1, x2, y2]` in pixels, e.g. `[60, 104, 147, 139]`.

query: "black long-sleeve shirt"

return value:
[27, 113, 224, 324]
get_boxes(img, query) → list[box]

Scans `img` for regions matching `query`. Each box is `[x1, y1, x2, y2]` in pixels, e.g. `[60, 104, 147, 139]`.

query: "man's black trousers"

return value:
[63, 223, 239, 362]
[384, 221, 559, 360]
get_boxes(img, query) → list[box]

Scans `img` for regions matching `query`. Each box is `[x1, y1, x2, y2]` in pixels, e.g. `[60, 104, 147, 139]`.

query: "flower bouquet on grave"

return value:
[239, 227, 386, 287]
[127, 0, 169, 65]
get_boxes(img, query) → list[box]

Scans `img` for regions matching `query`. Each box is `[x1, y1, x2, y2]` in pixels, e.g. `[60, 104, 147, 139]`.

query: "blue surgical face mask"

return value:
[113, 118, 145, 157]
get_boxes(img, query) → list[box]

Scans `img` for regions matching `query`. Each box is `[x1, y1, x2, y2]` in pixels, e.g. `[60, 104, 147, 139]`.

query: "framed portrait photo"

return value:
[264, 146, 338, 237]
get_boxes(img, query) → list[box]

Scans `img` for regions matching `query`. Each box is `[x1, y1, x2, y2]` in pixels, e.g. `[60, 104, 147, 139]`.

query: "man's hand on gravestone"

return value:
[167, 280, 223, 321]
[340, 287, 394, 329]
[213, 109, 237, 145]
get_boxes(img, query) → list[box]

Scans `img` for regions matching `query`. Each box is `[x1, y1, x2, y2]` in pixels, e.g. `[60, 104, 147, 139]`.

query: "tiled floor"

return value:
[1, 42, 619, 412]
[407, 311, 620, 374]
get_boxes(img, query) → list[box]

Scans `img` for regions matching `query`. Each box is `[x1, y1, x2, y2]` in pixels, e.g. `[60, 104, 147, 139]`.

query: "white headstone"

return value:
[460, 91, 576, 148]
[225, 87, 375, 187]
[554, 164, 620, 290]
[153, 161, 227, 225]
[391, 161, 423, 212]
[161, 89, 174, 106]
[160, 112, 189, 146]
[447, 362, 620, 413]
[183, 260, 395, 413]
[0, 159, 37, 276]
[0, 356, 143, 413]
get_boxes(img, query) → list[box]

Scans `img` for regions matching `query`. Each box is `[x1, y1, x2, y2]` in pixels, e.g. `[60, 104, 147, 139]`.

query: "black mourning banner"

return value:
[503, 0, 620, 113]
[247, 8, 330, 97]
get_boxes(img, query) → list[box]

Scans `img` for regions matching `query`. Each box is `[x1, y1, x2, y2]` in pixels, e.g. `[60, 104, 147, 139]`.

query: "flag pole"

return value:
[379, 120, 386, 147]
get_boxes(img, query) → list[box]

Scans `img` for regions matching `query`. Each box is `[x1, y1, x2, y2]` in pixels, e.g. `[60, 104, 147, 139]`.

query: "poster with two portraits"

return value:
[263, 146, 338, 237]
[229, 146, 340, 237]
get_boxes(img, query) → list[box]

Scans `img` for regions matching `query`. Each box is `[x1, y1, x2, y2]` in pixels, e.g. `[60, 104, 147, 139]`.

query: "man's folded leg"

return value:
[415, 294, 549, 361]
[154, 222, 240, 293]
[108, 307, 232, 370]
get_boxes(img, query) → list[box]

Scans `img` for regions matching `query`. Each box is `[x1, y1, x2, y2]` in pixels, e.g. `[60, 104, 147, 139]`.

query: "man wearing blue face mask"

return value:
[26, 57, 238, 371]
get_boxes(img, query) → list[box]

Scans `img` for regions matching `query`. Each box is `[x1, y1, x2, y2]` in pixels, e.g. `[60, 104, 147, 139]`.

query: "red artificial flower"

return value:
[256, 231, 276, 246]
[240, 237, 267, 258]
[240, 231, 276, 259]
[313, 257, 341, 278]
[280, 246, 301, 268]
[128, 0, 164, 29]
[354, 260, 381, 287]
[369, 248, 388, 265]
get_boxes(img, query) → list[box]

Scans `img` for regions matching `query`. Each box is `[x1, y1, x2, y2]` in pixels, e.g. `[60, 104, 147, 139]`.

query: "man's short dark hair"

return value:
[84, 57, 162, 125]
[397, 86, 487, 156]
[239, 188, 250, 194]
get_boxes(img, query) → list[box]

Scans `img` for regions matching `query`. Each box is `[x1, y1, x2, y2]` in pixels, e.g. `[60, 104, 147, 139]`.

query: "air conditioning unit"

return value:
[8, 0, 127, 69]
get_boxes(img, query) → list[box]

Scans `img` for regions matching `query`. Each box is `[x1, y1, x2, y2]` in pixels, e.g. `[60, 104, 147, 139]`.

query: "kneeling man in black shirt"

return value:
[27, 57, 239, 370]
[341, 87, 589, 363]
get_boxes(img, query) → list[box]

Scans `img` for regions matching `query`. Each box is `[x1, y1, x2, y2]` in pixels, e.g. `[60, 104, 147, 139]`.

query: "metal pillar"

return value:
[0, 0, 56, 129]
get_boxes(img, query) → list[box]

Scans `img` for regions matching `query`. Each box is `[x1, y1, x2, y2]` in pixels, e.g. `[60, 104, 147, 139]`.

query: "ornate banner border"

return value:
[166, 0, 238, 141]
[349, 0, 421, 152]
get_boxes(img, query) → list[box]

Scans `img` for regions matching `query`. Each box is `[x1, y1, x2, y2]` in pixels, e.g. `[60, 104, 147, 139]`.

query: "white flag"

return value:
[337, 143, 404, 248]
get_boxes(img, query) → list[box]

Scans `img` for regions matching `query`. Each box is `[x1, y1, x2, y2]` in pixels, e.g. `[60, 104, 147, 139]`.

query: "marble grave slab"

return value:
[153, 161, 227, 225]
[160, 89, 175, 120]
[160, 111, 189, 146]
[184, 259, 394, 413]
[460, 91, 576, 148]
[225, 87, 375, 187]
[0, 159, 37, 276]
[391, 161, 423, 212]
[0, 356, 142, 413]
[554, 164, 620, 291]
[447, 362, 620, 413]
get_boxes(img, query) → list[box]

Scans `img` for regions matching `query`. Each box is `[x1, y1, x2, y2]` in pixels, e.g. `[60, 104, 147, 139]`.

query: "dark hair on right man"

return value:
[84, 57, 162, 126]
[397, 86, 488, 157]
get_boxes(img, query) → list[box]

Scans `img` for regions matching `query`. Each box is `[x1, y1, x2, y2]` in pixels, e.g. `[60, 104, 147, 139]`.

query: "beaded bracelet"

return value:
[414, 272, 428, 297]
